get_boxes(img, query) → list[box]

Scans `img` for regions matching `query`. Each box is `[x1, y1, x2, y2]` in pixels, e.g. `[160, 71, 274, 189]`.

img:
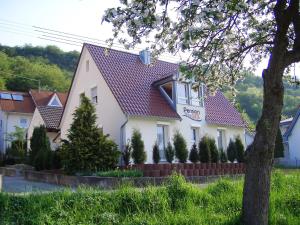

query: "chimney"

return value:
[139, 49, 151, 65]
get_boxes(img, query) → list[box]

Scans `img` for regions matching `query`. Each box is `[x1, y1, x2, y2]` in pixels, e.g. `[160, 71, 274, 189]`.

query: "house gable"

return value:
[48, 93, 63, 107]
[59, 46, 127, 147]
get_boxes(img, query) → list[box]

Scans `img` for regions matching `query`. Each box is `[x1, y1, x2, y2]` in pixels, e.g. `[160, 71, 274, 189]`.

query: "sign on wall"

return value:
[183, 107, 201, 121]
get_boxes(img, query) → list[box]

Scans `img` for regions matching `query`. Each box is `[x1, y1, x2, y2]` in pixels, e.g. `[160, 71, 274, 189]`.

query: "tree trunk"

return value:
[242, 40, 287, 225]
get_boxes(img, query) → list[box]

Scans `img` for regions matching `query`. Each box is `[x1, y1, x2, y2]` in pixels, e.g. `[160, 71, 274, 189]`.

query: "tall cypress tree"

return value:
[30, 125, 52, 170]
[131, 129, 146, 164]
[61, 94, 120, 174]
[173, 131, 188, 163]
[235, 136, 245, 163]
[227, 139, 237, 163]
[199, 136, 211, 163]
[274, 128, 284, 158]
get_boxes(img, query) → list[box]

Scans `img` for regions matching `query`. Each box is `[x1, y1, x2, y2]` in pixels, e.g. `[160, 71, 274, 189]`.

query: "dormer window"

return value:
[161, 82, 173, 101]
[48, 94, 62, 107]
[177, 83, 189, 104]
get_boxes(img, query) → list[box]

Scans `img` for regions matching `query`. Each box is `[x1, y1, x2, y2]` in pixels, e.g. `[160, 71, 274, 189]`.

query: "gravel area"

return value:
[2, 176, 62, 193]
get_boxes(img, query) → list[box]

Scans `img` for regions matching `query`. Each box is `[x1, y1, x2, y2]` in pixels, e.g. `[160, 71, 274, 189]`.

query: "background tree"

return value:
[227, 139, 237, 163]
[30, 125, 52, 170]
[199, 136, 211, 163]
[209, 138, 219, 163]
[104, 1, 300, 223]
[173, 131, 188, 163]
[122, 141, 132, 166]
[235, 136, 245, 163]
[165, 141, 174, 163]
[220, 149, 228, 163]
[152, 142, 160, 164]
[189, 143, 199, 163]
[60, 94, 120, 173]
[274, 128, 285, 158]
[131, 129, 146, 164]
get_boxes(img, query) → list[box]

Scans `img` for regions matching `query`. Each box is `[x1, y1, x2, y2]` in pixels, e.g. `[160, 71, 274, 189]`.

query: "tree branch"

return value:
[285, 50, 300, 66]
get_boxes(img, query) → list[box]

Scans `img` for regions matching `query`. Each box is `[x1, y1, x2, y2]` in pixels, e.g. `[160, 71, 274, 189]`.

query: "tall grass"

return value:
[0, 171, 299, 224]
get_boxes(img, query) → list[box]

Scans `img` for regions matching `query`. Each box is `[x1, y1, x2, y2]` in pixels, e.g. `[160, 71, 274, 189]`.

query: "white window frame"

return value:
[191, 127, 199, 144]
[217, 128, 226, 150]
[157, 124, 169, 161]
[91, 86, 98, 104]
[48, 94, 62, 107]
[177, 82, 189, 105]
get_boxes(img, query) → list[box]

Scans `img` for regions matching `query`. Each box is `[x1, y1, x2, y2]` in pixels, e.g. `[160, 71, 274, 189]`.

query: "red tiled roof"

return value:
[0, 91, 35, 114]
[205, 91, 245, 127]
[85, 44, 244, 127]
[30, 90, 68, 107]
[85, 44, 181, 119]
[38, 106, 64, 129]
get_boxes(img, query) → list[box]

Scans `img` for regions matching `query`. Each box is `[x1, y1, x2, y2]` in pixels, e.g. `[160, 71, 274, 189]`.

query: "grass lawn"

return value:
[0, 170, 299, 225]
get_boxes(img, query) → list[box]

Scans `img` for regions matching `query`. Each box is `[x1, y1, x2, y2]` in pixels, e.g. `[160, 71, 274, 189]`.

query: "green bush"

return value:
[122, 142, 132, 166]
[199, 136, 211, 163]
[96, 169, 143, 177]
[189, 143, 199, 163]
[173, 131, 188, 163]
[131, 129, 146, 164]
[220, 149, 228, 163]
[60, 94, 120, 174]
[227, 139, 237, 163]
[209, 138, 219, 163]
[30, 125, 52, 170]
[274, 127, 284, 158]
[235, 136, 245, 163]
[152, 142, 160, 164]
[5, 140, 27, 164]
[165, 142, 174, 163]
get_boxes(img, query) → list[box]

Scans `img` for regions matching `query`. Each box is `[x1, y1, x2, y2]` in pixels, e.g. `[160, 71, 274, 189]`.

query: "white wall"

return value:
[0, 111, 32, 153]
[60, 47, 127, 148]
[124, 115, 245, 164]
[287, 118, 300, 164]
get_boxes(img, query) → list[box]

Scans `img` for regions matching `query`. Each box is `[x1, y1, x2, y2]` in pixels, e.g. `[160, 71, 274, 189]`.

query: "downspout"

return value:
[120, 116, 129, 166]
[4, 113, 8, 153]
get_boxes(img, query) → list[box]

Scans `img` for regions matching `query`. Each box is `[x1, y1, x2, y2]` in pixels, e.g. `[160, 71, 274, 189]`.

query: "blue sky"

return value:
[0, 0, 299, 76]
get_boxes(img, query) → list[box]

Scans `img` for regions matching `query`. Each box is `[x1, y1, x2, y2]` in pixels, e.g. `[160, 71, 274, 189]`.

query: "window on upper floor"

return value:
[190, 84, 204, 107]
[20, 118, 27, 129]
[177, 83, 189, 104]
[91, 86, 98, 104]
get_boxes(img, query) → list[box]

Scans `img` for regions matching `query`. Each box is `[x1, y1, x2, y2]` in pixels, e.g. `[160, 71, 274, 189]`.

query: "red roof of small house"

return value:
[30, 89, 68, 107]
[0, 90, 35, 114]
[85, 44, 181, 119]
[205, 91, 245, 127]
[85, 44, 244, 127]
[37, 106, 64, 129]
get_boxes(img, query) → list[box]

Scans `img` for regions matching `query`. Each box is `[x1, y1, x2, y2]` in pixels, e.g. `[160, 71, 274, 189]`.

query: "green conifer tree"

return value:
[209, 138, 219, 163]
[220, 148, 228, 163]
[165, 142, 174, 163]
[189, 143, 199, 163]
[60, 94, 120, 173]
[199, 136, 211, 163]
[131, 129, 146, 164]
[274, 128, 284, 158]
[227, 139, 237, 163]
[152, 142, 160, 164]
[235, 136, 245, 163]
[173, 131, 188, 163]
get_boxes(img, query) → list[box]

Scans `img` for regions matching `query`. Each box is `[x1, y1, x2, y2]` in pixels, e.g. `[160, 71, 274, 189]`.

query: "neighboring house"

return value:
[60, 44, 246, 164]
[279, 109, 300, 166]
[0, 91, 35, 153]
[27, 90, 68, 150]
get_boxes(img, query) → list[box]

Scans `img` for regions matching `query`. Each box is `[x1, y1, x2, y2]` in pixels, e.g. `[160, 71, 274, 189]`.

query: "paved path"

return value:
[2, 176, 62, 193]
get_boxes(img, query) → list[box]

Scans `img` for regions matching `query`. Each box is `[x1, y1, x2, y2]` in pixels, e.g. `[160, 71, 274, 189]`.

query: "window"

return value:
[161, 82, 173, 100]
[12, 94, 24, 101]
[199, 84, 204, 107]
[86, 60, 89, 72]
[191, 127, 199, 144]
[91, 86, 98, 104]
[0, 120, 2, 129]
[177, 83, 189, 104]
[48, 94, 62, 107]
[0, 93, 12, 100]
[190, 86, 200, 106]
[157, 125, 168, 161]
[20, 118, 27, 129]
[217, 129, 225, 150]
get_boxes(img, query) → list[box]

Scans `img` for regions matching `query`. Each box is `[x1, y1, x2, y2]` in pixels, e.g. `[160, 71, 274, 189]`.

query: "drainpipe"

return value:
[120, 117, 129, 166]
[4, 113, 8, 153]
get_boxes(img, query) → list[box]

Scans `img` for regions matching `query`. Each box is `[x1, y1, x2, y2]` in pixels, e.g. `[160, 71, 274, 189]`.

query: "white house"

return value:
[0, 91, 34, 153]
[60, 44, 246, 163]
[279, 108, 300, 166]
[27, 90, 68, 150]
